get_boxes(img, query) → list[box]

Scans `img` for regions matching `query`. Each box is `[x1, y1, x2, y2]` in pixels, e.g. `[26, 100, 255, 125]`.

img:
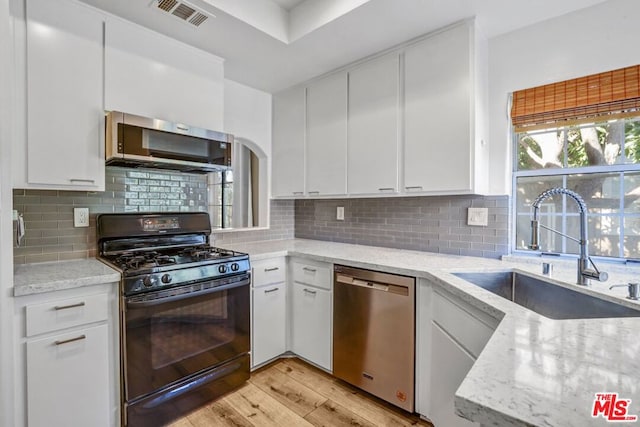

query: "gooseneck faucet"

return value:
[530, 187, 608, 286]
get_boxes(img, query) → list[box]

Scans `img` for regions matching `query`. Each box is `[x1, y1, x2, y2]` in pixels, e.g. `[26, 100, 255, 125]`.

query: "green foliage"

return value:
[517, 118, 640, 170]
[625, 120, 640, 163]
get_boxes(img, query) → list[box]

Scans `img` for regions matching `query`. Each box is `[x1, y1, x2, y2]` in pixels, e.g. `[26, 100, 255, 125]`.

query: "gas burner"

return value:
[178, 246, 234, 260]
[115, 251, 177, 270]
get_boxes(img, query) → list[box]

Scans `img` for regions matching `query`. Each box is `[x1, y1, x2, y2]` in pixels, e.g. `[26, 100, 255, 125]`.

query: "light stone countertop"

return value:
[223, 238, 640, 427]
[13, 258, 120, 296]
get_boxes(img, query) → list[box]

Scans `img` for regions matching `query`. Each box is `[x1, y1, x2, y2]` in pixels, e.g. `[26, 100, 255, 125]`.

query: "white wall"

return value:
[223, 79, 272, 226]
[0, 0, 15, 423]
[223, 79, 272, 158]
[488, 0, 640, 195]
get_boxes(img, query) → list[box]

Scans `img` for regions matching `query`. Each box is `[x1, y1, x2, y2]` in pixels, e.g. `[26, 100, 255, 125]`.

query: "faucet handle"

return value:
[584, 256, 608, 282]
[582, 269, 608, 282]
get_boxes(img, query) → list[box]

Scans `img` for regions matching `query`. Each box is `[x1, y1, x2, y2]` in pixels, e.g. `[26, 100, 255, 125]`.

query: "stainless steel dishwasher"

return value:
[333, 265, 415, 412]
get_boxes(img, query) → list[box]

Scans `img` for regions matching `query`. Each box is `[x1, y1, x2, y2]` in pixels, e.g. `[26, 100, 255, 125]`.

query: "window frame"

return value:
[511, 118, 640, 261]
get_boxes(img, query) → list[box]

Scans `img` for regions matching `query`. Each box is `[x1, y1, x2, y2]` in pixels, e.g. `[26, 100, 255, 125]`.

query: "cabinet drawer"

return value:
[432, 291, 496, 359]
[252, 258, 286, 287]
[26, 293, 109, 337]
[291, 260, 331, 290]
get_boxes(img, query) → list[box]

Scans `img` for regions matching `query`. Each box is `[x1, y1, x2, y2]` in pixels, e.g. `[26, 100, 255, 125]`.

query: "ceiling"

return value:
[79, 0, 608, 93]
[271, 0, 306, 11]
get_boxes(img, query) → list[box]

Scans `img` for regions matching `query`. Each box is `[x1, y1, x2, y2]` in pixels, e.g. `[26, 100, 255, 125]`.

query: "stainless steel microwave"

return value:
[105, 111, 233, 173]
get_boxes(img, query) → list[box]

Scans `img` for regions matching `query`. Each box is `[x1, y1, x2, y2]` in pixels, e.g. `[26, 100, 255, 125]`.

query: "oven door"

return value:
[123, 275, 250, 402]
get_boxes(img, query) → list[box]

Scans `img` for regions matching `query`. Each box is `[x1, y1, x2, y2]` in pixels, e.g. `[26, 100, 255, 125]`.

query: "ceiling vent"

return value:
[152, 0, 213, 28]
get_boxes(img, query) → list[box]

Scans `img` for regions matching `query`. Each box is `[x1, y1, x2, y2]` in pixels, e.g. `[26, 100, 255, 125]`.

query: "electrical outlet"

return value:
[337, 206, 345, 221]
[467, 207, 488, 226]
[74, 208, 89, 227]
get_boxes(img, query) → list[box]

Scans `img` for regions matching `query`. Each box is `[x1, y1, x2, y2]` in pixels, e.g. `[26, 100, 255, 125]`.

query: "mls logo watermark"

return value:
[592, 393, 638, 422]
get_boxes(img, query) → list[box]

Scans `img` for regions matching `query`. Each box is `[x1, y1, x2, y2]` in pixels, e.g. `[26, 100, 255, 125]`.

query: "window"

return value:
[208, 170, 233, 228]
[512, 65, 640, 259]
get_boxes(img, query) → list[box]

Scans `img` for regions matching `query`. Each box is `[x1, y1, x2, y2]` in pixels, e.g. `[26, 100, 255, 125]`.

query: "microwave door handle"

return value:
[126, 278, 248, 308]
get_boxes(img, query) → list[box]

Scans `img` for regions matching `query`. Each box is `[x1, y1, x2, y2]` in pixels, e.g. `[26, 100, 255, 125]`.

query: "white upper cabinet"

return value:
[21, 0, 105, 190]
[272, 86, 305, 197]
[104, 17, 224, 131]
[347, 54, 399, 195]
[305, 72, 347, 196]
[269, 19, 488, 199]
[404, 21, 487, 194]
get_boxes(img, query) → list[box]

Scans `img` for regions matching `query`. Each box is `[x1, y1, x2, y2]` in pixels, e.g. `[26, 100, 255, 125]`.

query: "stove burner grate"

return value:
[116, 252, 178, 270]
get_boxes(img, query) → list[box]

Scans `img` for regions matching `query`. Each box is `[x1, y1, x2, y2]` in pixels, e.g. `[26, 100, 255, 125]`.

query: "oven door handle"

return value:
[125, 279, 249, 308]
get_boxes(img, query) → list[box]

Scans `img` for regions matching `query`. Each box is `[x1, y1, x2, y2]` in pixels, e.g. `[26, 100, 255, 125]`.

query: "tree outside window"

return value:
[514, 118, 640, 258]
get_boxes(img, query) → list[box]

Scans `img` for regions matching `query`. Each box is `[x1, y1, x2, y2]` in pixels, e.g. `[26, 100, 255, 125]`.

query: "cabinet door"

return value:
[306, 72, 347, 196]
[291, 283, 332, 371]
[105, 17, 224, 131]
[27, 324, 110, 427]
[429, 322, 478, 427]
[252, 284, 287, 367]
[272, 87, 305, 197]
[25, 0, 105, 189]
[404, 23, 471, 193]
[348, 54, 399, 195]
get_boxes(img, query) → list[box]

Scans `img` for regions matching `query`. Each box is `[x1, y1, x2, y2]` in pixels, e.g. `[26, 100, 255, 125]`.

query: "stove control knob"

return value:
[231, 263, 239, 272]
[161, 274, 172, 284]
[143, 275, 157, 288]
[218, 264, 228, 274]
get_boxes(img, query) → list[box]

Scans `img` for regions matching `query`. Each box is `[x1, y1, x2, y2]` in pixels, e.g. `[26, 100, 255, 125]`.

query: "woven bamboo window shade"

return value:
[511, 65, 640, 131]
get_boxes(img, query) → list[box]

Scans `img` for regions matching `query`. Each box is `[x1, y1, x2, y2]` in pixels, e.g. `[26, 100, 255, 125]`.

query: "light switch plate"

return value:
[467, 207, 488, 226]
[74, 208, 89, 227]
[337, 206, 345, 221]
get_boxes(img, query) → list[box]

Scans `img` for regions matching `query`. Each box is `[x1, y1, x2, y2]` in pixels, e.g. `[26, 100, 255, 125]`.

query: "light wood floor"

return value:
[169, 357, 433, 427]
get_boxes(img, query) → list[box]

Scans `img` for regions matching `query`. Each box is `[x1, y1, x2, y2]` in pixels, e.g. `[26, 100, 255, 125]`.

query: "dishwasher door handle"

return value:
[335, 274, 408, 296]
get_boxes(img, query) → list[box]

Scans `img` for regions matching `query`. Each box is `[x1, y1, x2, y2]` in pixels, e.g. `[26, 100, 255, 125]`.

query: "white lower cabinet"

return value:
[250, 257, 333, 371]
[27, 323, 110, 427]
[251, 257, 288, 368]
[290, 282, 332, 371]
[15, 284, 118, 427]
[289, 258, 333, 371]
[252, 284, 287, 367]
[428, 322, 476, 427]
[416, 281, 498, 426]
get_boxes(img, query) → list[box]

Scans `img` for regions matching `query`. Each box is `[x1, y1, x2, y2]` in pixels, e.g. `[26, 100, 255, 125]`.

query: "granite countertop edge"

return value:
[13, 258, 120, 297]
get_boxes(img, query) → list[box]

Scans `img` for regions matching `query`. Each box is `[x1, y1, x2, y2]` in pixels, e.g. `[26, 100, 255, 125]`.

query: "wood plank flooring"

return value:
[169, 358, 433, 427]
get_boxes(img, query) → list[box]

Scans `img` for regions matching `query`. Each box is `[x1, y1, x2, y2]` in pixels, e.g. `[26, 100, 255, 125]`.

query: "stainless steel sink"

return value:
[452, 271, 640, 320]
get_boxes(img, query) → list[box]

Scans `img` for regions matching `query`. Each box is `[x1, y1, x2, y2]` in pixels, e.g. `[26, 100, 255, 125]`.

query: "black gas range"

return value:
[97, 212, 250, 427]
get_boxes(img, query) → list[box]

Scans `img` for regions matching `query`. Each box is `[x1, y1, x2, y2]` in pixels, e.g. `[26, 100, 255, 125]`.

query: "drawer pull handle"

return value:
[264, 267, 280, 272]
[378, 187, 394, 191]
[405, 186, 423, 190]
[302, 267, 317, 273]
[308, 191, 320, 194]
[54, 335, 86, 346]
[53, 301, 86, 311]
[69, 178, 95, 184]
[303, 288, 317, 295]
[292, 191, 304, 195]
[264, 287, 280, 294]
